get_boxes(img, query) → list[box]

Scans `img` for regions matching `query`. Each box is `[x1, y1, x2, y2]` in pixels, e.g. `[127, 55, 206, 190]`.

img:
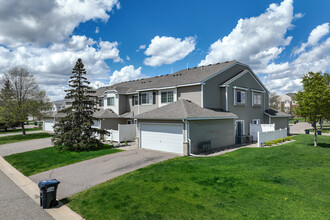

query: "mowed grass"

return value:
[0, 133, 52, 145]
[0, 127, 42, 134]
[67, 135, 330, 220]
[4, 145, 122, 176]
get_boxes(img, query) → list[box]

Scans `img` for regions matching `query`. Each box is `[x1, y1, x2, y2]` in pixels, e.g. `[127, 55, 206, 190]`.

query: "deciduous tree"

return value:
[2, 68, 50, 134]
[295, 72, 330, 146]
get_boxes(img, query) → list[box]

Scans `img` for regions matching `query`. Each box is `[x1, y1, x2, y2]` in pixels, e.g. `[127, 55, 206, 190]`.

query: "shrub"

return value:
[278, 139, 283, 143]
[265, 141, 272, 146]
[286, 136, 293, 141]
[272, 139, 279, 145]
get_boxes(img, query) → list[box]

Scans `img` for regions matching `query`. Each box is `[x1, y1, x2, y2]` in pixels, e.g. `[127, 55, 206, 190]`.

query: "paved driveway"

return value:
[0, 130, 45, 137]
[30, 149, 178, 199]
[0, 138, 52, 156]
[0, 169, 53, 220]
[289, 122, 313, 134]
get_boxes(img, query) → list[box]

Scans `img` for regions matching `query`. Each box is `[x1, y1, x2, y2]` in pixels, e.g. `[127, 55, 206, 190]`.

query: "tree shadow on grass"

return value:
[317, 143, 330, 148]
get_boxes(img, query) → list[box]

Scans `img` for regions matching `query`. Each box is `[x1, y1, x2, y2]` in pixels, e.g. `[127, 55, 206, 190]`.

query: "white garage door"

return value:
[44, 119, 54, 132]
[140, 123, 183, 155]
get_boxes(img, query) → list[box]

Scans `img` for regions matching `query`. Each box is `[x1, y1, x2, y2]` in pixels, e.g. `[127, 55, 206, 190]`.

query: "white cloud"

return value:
[294, 22, 329, 54]
[109, 65, 143, 85]
[126, 55, 130, 61]
[199, 0, 294, 71]
[144, 36, 196, 67]
[95, 27, 100, 34]
[0, 35, 122, 100]
[0, 0, 119, 47]
[136, 44, 146, 52]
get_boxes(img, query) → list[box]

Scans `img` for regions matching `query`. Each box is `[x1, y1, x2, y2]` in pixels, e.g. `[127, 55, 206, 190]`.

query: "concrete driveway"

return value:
[0, 138, 53, 156]
[0, 169, 53, 220]
[289, 122, 313, 134]
[30, 149, 178, 199]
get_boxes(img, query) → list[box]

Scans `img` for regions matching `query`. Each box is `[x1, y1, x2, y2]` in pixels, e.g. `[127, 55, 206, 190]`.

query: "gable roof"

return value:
[134, 99, 237, 120]
[52, 109, 120, 119]
[94, 61, 238, 96]
[264, 108, 291, 117]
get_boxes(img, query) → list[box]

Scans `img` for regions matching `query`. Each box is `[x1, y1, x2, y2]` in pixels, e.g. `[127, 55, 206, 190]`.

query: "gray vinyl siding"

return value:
[203, 64, 247, 109]
[101, 118, 126, 130]
[271, 117, 289, 131]
[119, 95, 127, 115]
[177, 85, 201, 106]
[189, 119, 235, 154]
[127, 91, 159, 115]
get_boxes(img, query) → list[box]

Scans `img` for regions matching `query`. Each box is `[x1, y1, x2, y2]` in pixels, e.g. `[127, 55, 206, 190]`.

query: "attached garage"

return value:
[140, 123, 184, 154]
[43, 118, 55, 132]
[135, 100, 238, 155]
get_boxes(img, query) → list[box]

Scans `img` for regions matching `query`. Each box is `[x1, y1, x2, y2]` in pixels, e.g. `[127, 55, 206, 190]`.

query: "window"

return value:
[99, 99, 104, 107]
[236, 90, 246, 104]
[132, 95, 138, 106]
[141, 92, 153, 105]
[252, 119, 261, 124]
[161, 91, 174, 103]
[107, 97, 115, 106]
[253, 92, 262, 105]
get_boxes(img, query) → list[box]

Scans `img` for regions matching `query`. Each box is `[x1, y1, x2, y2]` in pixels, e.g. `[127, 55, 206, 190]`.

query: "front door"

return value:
[235, 120, 244, 144]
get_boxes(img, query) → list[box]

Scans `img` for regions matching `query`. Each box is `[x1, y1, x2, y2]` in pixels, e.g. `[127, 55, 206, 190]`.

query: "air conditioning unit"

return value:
[236, 136, 244, 144]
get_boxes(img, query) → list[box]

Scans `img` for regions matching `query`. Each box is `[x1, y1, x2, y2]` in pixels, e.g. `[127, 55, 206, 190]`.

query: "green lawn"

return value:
[0, 127, 42, 134]
[309, 128, 330, 133]
[66, 135, 330, 220]
[4, 145, 122, 176]
[0, 133, 52, 145]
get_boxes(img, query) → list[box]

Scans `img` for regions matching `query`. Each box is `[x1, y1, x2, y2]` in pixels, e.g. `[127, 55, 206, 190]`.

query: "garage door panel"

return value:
[44, 119, 54, 132]
[140, 123, 183, 155]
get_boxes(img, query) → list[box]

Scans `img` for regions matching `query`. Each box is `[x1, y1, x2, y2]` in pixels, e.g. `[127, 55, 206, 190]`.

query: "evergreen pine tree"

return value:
[0, 79, 15, 131]
[52, 58, 107, 151]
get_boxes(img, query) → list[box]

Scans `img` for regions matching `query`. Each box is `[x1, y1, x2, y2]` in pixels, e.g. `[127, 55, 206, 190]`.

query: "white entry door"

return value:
[140, 123, 183, 155]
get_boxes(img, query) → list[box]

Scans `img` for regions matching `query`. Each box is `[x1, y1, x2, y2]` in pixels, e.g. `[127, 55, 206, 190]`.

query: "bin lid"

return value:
[38, 179, 60, 188]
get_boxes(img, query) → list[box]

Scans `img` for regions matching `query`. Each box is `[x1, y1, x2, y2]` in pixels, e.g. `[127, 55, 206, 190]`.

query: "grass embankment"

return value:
[4, 145, 122, 176]
[67, 135, 330, 220]
[0, 127, 42, 134]
[0, 133, 52, 145]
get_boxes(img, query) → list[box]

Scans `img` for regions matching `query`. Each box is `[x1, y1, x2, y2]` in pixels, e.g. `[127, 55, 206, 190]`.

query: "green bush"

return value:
[272, 139, 279, 145]
[286, 136, 293, 141]
[265, 141, 272, 146]
[278, 139, 283, 143]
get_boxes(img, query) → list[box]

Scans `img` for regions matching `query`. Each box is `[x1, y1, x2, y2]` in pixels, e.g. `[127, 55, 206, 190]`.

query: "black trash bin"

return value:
[38, 179, 60, 209]
[34, 121, 38, 125]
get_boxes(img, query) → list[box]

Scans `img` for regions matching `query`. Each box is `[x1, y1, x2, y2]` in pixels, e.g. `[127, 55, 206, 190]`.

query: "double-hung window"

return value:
[107, 97, 115, 106]
[253, 92, 262, 105]
[141, 92, 153, 105]
[99, 99, 104, 107]
[161, 91, 174, 104]
[132, 95, 139, 106]
[236, 90, 246, 104]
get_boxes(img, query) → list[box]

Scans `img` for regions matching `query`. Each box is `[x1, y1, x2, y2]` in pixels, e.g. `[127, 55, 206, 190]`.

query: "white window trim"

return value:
[107, 97, 115, 106]
[133, 94, 139, 106]
[252, 119, 261, 124]
[141, 92, 153, 105]
[252, 91, 262, 106]
[234, 88, 246, 106]
[158, 89, 177, 107]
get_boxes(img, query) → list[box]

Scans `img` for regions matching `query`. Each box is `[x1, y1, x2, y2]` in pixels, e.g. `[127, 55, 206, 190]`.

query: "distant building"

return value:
[277, 93, 297, 114]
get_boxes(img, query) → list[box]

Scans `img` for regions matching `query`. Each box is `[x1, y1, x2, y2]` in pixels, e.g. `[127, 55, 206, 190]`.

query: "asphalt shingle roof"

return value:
[265, 109, 291, 117]
[52, 109, 120, 119]
[94, 61, 238, 96]
[134, 99, 237, 120]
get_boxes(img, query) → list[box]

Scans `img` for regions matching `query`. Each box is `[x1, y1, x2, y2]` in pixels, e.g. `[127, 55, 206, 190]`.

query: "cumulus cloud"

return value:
[136, 44, 146, 52]
[95, 27, 100, 34]
[0, 35, 122, 100]
[109, 65, 143, 85]
[144, 36, 196, 67]
[293, 22, 329, 54]
[126, 55, 130, 61]
[199, 0, 294, 71]
[0, 0, 119, 47]
[262, 28, 330, 93]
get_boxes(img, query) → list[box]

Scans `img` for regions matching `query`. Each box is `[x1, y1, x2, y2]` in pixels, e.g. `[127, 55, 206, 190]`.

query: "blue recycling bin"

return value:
[38, 179, 60, 209]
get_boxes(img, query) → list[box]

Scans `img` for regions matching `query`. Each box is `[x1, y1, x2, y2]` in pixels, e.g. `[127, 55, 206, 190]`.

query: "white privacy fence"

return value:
[257, 128, 287, 147]
[105, 124, 136, 142]
[250, 124, 275, 141]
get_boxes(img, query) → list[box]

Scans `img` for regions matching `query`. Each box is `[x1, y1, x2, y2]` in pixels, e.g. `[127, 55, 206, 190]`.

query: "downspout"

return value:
[183, 119, 198, 157]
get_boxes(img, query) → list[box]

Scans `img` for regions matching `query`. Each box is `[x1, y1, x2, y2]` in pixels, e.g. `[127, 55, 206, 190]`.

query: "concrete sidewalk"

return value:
[30, 149, 178, 199]
[0, 157, 82, 220]
[0, 137, 52, 156]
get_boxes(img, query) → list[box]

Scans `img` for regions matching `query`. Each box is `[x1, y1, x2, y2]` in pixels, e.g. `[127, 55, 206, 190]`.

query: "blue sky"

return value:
[0, 0, 329, 100]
